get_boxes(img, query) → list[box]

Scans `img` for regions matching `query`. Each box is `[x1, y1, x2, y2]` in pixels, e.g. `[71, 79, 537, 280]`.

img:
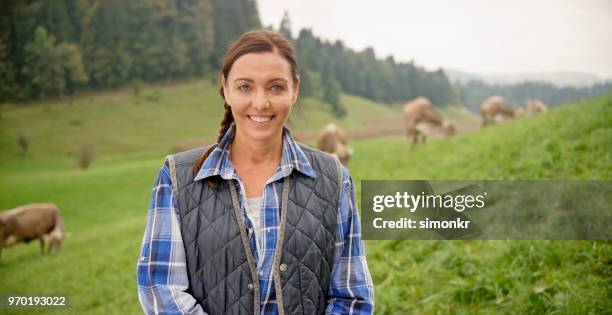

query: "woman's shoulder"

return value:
[295, 141, 349, 182]
[166, 145, 214, 167]
[295, 141, 334, 161]
[157, 145, 215, 192]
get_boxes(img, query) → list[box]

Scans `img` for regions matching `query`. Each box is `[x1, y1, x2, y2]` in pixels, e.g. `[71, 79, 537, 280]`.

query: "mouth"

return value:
[247, 115, 275, 124]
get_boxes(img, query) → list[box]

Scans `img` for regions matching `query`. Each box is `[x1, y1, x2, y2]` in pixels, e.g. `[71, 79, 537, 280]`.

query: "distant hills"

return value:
[444, 69, 610, 88]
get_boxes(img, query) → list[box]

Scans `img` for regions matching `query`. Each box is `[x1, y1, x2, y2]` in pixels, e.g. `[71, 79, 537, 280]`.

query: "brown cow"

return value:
[317, 123, 353, 165]
[0, 203, 65, 259]
[403, 97, 455, 148]
[480, 95, 523, 126]
[525, 99, 548, 115]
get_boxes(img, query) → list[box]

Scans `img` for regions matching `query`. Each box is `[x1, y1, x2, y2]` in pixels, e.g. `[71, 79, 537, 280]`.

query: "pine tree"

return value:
[278, 11, 292, 40]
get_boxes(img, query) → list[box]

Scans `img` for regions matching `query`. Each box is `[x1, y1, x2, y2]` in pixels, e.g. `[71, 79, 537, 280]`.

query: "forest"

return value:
[1, 0, 610, 114]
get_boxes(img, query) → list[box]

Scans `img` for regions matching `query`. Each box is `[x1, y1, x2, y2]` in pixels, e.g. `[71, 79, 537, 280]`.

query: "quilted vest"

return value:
[165, 143, 342, 315]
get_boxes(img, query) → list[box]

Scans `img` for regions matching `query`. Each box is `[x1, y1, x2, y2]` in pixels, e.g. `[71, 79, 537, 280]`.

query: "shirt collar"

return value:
[193, 123, 317, 182]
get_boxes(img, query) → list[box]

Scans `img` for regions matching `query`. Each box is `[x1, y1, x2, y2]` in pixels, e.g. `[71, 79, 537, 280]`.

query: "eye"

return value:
[238, 84, 250, 93]
[270, 85, 285, 93]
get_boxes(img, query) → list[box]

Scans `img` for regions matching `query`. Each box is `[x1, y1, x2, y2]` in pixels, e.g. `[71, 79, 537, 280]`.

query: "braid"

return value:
[217, 103, 235, 142]
[192, 101, 234, 189]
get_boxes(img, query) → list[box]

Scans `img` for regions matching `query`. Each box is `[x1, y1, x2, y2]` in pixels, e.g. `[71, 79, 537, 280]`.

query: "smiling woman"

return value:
[220, 50, 299, 197]
[136, 30, 374, 315]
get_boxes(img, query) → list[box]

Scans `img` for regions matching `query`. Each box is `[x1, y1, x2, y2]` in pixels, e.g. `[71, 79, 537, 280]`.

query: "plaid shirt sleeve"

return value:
[326, 165, 375, 315]
[137, 162, 207, 315]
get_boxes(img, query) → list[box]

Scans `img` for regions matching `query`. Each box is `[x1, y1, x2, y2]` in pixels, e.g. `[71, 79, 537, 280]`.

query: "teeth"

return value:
[249, 115, 272, 123]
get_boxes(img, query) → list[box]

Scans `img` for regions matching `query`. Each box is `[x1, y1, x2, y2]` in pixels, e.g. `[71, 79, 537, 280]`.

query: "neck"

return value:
[230, 127, 284, 168]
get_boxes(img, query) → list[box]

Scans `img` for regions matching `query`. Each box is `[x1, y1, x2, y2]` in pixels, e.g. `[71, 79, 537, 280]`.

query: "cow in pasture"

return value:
[403, 97, 455, 148]
[0, 203, 65, 259]
[525, 99, 548, 115]
[317, 123, 353, 165]
[480, 95, 523, 126]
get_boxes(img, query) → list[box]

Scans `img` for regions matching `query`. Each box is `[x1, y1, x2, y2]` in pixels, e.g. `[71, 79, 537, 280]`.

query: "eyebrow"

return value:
[268, 78, 288, 83]
[233, 77, 288, 83]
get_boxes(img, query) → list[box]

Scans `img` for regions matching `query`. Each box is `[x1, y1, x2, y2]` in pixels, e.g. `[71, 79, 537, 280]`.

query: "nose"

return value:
[252, 88, 270, 110]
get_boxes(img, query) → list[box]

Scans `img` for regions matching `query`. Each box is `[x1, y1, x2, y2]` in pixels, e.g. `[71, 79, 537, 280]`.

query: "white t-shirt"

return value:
[245, 196, 263, 250]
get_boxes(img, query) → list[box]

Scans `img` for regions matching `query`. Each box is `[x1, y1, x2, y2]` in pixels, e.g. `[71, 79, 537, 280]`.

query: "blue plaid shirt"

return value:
[137, 124, 374, 314]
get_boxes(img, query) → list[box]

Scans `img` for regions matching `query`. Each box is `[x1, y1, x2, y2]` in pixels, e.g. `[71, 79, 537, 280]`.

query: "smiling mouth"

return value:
[247, 115, 274, 123]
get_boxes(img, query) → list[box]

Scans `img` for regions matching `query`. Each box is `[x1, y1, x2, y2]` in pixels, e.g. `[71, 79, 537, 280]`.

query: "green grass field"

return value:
[0, 81, 610, 314]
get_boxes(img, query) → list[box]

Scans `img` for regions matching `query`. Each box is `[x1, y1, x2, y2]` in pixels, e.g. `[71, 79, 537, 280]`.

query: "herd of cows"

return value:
[315, 94, 549, 164]
[0, 95, 547, 259]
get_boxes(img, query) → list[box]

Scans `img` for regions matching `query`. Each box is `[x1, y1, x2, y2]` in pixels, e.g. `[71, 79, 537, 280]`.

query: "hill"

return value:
[0, 93, 610, 314]
[350, 94, 611, 313]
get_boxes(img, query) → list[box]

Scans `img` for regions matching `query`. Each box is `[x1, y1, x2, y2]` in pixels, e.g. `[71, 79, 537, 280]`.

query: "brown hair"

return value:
[192, 29, 299, 185]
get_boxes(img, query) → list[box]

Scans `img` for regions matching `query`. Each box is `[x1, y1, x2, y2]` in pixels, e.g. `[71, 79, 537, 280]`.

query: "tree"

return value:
[175, 0, 214, 76]
[0, 33, 18, 100]
[299, 69, 322, 99]
[57, 42, 87, 92]
[278, 11, 292, 40]
[81, 0, 131, 86]
[211, 0, 261, 68]
[323, 78, 345, 118]
[22, 26, 65, 98]
[38, 0, 81, 43]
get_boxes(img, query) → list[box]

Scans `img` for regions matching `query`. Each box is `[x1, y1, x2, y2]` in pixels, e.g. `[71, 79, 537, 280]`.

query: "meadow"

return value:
[0, 80, 610, 314]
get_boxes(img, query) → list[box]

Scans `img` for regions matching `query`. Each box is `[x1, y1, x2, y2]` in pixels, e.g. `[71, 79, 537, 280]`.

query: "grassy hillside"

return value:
[0, 79, 401, 164]
[349, 95, 611, 180]
[349, 94, 611, 314]
[0, 89, 610, 314]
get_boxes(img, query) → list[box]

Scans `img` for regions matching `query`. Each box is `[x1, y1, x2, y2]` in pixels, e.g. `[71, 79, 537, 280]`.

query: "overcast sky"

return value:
[257, 0, 612, 79]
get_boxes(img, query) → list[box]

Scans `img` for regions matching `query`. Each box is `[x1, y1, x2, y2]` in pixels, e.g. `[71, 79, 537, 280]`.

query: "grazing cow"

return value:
[403, 97, 455, 148]
[480, 95, 523, 126]
[317, 123, 353, 165]
[0, 203, 65, 259]
[525, 99, 548, 115]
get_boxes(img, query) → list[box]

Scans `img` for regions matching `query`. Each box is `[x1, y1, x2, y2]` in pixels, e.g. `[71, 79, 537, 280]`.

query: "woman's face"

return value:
[222, 51, 299, 145]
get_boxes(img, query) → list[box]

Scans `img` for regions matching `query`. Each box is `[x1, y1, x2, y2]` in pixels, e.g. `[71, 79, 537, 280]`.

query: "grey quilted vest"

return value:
[165, 143, 343, 315]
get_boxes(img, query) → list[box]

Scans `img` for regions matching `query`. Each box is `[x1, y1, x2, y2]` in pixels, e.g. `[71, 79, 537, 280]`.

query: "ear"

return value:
[221, 74, 229, 101]
[291, 75, 301, 105]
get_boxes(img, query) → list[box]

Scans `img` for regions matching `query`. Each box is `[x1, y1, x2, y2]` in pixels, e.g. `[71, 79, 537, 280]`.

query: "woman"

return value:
[137, 30, 374, 315]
